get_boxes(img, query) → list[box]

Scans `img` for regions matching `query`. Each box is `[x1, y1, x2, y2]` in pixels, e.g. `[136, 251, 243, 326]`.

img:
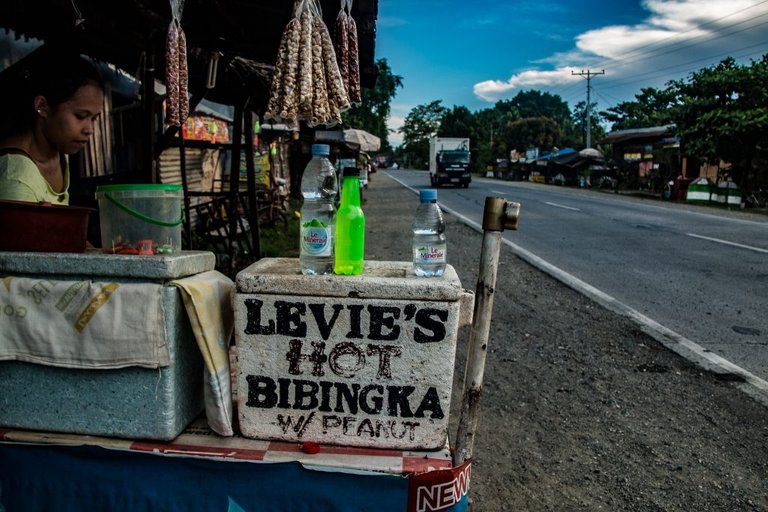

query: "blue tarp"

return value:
[536, 147, 576, 162]
[0, 444, 469, 512]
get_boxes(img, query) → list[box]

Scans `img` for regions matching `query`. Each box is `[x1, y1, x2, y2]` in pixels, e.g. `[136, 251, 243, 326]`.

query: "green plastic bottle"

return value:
[334, 167, 365, 275]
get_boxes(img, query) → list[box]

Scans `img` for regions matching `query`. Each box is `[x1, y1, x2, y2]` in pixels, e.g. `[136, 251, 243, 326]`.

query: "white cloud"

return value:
[377, 16, 408, 28]
[388, 114, 406, 147]
[474, 67, 582, 101]
[386, 103, 414, 148]
[472, 0, 768, 103]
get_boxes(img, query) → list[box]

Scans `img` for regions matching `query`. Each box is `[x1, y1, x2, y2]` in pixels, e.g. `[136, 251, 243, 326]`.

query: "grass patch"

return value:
[259, 198, 301, 258]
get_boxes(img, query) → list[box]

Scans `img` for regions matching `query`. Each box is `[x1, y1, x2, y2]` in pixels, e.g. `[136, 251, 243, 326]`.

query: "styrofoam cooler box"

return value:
[0, 251, 214, 440]
[234, 258, 472, 450]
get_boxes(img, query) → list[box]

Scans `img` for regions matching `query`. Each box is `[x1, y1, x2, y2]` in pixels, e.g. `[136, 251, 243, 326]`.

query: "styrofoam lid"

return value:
[236, 258, 465, 301]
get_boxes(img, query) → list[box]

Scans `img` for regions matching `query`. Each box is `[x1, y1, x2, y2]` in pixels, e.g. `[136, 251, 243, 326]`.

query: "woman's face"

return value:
[41, 83, 104, 155]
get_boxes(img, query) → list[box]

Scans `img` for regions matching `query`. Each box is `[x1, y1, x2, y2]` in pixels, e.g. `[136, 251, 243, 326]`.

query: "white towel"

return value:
[0, 275, 169, 369]
[171, 270, 235, 437]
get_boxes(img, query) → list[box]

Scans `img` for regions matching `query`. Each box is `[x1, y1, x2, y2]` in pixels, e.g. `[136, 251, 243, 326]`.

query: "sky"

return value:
[375, 0, 768, 147]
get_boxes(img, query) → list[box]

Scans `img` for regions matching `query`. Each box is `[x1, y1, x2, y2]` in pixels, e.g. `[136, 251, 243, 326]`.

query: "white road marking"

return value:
[491, 190, 507, 195]
[545, 201, 581, 211]
[384, 172, 768, 407]
[687, 233, 768, 254]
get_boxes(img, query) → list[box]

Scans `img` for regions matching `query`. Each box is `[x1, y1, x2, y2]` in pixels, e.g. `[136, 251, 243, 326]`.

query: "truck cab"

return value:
[429, 137, 471, 188]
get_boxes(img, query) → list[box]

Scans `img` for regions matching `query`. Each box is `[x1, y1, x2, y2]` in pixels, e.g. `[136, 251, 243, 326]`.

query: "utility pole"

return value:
[572, 69, 604, 148]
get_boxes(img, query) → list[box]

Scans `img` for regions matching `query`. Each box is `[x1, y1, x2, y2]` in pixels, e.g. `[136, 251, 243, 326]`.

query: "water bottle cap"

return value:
[343, 167, 360, 178]
[311, 144, 330, 156]
[419, 189, 437, 202]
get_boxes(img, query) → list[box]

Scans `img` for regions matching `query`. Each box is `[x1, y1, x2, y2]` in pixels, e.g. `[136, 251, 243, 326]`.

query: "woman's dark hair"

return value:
[0, 45, 105, 139]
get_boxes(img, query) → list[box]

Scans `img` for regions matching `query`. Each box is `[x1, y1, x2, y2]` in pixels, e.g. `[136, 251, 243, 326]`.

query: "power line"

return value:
[614, 16, 768, 69]
[584, 0, 768, 68]
[554, 2, 768, 100]
[599, 40, 768, 91]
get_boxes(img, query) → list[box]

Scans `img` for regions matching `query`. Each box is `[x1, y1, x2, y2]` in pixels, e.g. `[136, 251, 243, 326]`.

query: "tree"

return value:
[511, 90, 571, 125]
[438, 105, 474, 138]
[504, 116, 562, 153]
[472, 103, 520, 170]
[398, 100, 447, 169]
[671, 56, 768, 189]
[600, 87, 678, 131]
[571, 100, 606, 148]
[341, 58, 403, 152]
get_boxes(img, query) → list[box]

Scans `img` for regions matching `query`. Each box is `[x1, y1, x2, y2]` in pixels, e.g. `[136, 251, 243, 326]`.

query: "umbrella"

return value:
[344, 129, 381, 152]
[579, 148, 604, 159]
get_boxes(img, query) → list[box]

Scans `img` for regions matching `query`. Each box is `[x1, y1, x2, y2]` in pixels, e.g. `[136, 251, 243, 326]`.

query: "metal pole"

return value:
[244, 109, 261, 259]
[571, 69, 604, 149]
[227, 102, 244, 278]
[141, 54, 157, 183]
[453, 197, 521, 467]
[179, 129, 192, 247]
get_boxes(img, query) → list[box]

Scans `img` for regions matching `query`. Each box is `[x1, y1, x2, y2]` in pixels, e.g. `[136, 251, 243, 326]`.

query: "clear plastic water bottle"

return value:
[300, 144, 337, 275]
[412, 189, 446, 277]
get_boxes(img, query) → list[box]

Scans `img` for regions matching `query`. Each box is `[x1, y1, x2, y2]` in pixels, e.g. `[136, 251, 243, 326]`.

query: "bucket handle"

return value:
[103, 192, 184, 227]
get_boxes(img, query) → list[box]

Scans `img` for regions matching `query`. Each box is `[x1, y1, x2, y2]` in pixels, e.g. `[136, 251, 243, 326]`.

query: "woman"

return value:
[0, 48, 105, 205]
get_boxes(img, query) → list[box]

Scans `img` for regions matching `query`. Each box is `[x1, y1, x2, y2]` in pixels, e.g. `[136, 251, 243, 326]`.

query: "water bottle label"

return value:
[301, 221, 332, 256]
[414, 243, 446, 264]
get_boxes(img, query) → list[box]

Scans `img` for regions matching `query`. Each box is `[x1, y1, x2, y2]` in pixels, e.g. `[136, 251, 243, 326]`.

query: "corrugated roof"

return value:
[600, 125, 675, 144]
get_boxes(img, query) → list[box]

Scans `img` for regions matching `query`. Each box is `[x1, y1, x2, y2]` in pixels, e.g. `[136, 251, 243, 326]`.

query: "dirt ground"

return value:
[364, 173, 768, 511]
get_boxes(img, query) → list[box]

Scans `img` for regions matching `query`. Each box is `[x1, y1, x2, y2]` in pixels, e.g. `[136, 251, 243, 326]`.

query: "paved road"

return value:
[385, 169, 768, 385]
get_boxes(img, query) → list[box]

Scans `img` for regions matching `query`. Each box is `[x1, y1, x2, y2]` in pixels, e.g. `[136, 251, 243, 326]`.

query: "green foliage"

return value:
[670, 56, 768, 187]
[600, 87, 678, 131]
[571, 100, 606, 147]
[505, 116, 562, 152]
[398, 100, 447, 168]
[510, 90, 571, 124]
[390, 53, 768, 192]
[396, 90, 576, 170]
[439, 105, 474, 137]
[341, 58, 403, 153]
[471, 103, 520, 169]
[260, 198, 301, 258]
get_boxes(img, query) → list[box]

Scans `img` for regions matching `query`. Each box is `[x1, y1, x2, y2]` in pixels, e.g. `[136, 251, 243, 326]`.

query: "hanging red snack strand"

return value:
[165, 0, 188, 127]
[347, 8, 361, 106]
[177, 25, 189, 123]
[334, 6, 349, 97]
[165, 21, 180, 126]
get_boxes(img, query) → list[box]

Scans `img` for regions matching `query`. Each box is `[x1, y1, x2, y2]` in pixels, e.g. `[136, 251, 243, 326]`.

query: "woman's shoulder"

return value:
[0, 149, 38, 177]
